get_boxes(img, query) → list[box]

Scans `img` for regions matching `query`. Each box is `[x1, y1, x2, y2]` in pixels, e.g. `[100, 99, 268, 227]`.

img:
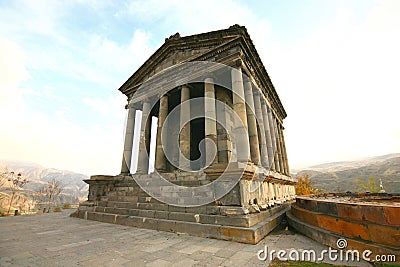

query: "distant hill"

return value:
[295, 154, 400, 193]
[0, 160, 89, 203]
[307, 153, 400, 172]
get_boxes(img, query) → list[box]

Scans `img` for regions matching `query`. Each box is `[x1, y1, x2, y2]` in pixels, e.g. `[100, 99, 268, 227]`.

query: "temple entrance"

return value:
[190, 118, 205, 170]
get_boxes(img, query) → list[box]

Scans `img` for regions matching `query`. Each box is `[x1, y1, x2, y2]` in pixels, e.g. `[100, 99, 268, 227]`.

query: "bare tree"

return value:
[0, 171, 7, 200]
[3, 171, 29, 215]
[0, 168, 11, 188]
[41, 179, 63, 213]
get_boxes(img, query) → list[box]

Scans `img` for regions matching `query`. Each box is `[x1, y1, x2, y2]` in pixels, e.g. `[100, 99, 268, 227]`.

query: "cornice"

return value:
[119, 25, 287, 120]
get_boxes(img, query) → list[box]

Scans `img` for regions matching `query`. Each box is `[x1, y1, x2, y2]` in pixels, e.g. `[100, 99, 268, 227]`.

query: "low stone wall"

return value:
[287, 194, 400, 264]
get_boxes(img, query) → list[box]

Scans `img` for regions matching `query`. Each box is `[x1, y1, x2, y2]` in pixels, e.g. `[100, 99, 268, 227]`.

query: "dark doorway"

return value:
[190, 118, 205, 170]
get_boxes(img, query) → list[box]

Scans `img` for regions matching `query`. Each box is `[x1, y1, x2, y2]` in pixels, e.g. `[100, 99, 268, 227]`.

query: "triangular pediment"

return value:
[119, 31, 241, 94]
[118, 25, 287, 120]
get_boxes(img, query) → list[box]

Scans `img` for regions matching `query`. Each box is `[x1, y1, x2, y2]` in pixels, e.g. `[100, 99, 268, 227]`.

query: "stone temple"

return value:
[73, 25, 297, 244]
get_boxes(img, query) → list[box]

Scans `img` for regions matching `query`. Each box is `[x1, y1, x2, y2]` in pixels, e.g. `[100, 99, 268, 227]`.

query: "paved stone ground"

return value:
[0, 210, 372, 267]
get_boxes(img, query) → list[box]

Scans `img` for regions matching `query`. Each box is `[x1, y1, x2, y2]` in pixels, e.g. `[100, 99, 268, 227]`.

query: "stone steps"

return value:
[83, 208, 251, 228]
[88, 207, 268, 228]
[101, 196, 289, 213]
[74, 180, 292, 244]
[74, 205, 288, 244]
[90, 200, 288, 225]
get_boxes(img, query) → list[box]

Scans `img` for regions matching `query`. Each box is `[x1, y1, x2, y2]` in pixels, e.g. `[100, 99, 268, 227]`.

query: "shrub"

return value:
[53, 206, 61, 212]
[295, 174, 321, 195]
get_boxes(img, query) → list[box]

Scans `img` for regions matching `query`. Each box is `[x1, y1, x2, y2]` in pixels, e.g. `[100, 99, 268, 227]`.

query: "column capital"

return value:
[204, 77, 215, 84]
[180, 84, 193, 91]
[157, 91, 172, 99]
[232, 58, 243, 69]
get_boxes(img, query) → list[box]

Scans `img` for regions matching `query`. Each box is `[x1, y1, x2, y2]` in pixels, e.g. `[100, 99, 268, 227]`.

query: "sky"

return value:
[0, 0, 399, 175]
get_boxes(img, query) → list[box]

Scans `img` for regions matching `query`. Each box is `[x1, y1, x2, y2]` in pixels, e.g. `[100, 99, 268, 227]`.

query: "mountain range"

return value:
[1, 152, 399, 209]
[294, 153, 400, 193]
[0, 160, 89, 203]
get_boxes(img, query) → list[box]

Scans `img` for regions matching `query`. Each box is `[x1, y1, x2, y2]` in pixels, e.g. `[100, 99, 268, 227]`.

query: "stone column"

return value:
[204, 78, 218, 165]
[280, 125, 290, 176]
[274, 119, 286, 174]
[253, 91, 268, 167]
[261, 97, 274, 170]
[137, 100, 152, 174]
[231, 66, 250, 163]
[275, 118, 285, 174]
[155, 94, 168, 171]
[243, 77, 260, 165]
[179, 85, 191, 169]
[281, 125, 289, 175]
[216, 89, 232, 163]
[268, 108, 280, 173]
[121, 106, 137, 174]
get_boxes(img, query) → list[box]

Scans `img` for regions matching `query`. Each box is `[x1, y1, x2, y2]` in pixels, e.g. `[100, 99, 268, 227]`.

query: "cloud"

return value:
[0, 2, 156, 174]
[121, 0, 400, 168]
[82, 29, 154, 87]
[0, 41, 28, 82]
[82, 94, 126, 120]
[0, 40, 29, 109]
[0, 35, 129, 175]
[264, 1, 400, 167]
[124, 0, 272, 40]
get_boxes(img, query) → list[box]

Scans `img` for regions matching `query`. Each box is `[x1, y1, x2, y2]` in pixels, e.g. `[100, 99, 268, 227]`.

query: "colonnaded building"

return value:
[73, 25, 297, 244]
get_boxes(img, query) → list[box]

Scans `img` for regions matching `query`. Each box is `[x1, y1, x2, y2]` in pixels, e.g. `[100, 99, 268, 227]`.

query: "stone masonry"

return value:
[73, 25, 297, 244]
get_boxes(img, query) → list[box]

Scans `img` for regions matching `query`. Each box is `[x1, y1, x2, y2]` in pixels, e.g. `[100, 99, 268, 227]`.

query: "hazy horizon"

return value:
[1, 152, 399, 176]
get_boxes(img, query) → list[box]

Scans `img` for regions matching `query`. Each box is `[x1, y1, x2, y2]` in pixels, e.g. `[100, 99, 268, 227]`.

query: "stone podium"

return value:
[72, 25, 297, 244]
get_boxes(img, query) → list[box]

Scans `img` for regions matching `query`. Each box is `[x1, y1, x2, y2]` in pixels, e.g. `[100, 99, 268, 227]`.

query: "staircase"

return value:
[72, 182, 290, 244]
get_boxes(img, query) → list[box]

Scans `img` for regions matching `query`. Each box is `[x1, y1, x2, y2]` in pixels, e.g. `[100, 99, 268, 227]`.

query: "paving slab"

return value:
[0, 209, 373, 267]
